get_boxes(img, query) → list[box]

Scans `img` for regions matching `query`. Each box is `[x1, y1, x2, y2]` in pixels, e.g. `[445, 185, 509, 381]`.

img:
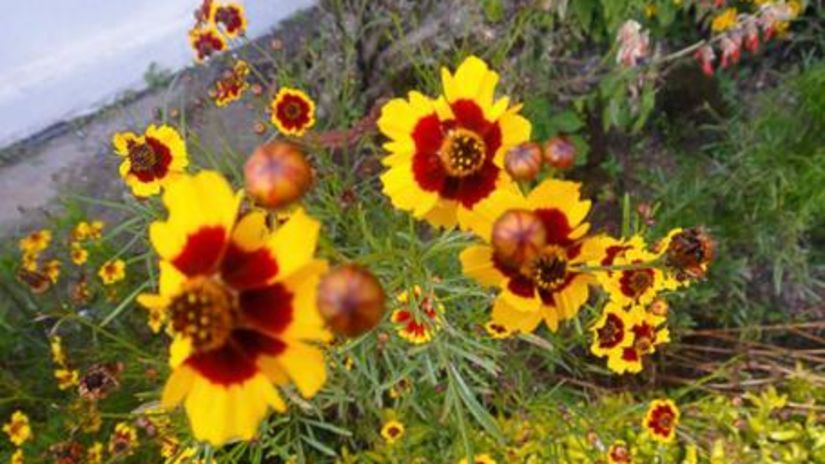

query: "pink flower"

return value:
[744, 20, 760, 52]
[616, 20, 650, 68]
[719, 34, 741, 68]
[694, 45, 716, 76]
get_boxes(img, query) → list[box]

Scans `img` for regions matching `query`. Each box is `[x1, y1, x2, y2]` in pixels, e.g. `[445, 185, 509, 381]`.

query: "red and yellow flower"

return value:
[606, 440, 631, 463]
[55, 367, 80, 390]
[11, 449, 23, 464]
[99, 259, 126, 285]
[108, 422, 138, 456]
[380, 420, 405, 444]
[188, 26, 226, 62]
[270, 88, 316, 136]
[3, 410, 32, 446]
[378, 55, 531, 229]
[113, 125, 189, 197]
[484, 320, 513, 339]
[87, 442, 104, 464]
[43, 259, 61, 284]
[606, 304, 669, 374]
[212, 60, 250, 107]
[19, 229, 51, 254]
[597, 238, 669, 307]
[137, 171, 330, 445]
[70, 242, 88, 266]
[643, 399, 680, 443]
[210, 2, 247, 38]
[458, 454, 497, 464]
[590, 302, 634, 359]
[390, 286, 444, 344]
[460, 179, 606, 333]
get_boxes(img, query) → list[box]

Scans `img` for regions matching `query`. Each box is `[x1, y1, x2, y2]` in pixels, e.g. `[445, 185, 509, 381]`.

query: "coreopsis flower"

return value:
[188, 26, 226, 62]
[20, 253, 38, 272]
[643, 399, 680, 443]
[11, 449, 23, 464]
[137, 170, 330, 445]
[378, 55, 531, 229]
[70, 242, 88, 265]
[458, 454, 497, 464]
[98, 259, 126, 285]
[389, 378, 412, 398]
[597, 239, 669, 307]
[656, 227, 715, 285]
[55, 367, 80, 390]
[43, 259, 61, 284]
[72, 221, 91, 241]
[270, 88, 316, 136]
[212, 60, 250, 107]
[484, 320, 513, 339]
[87, 442, 104, 464]
[590, 303, 634, 359]
[616, 19, 650, 67]
[112, 124, 189, 197]
[3, 411, 32, 446]
[108, 422, 138, 457]
[606, 305, 669, 374]
[607, 440, 631, 463]
[211, 2, 247, 37]
[194, 0, 212, 24]
[19, 229, 51, 254]
[460, 180, 606, 332]
[390, 286, 443, 344]
[89, 220, 105, 240]
[78, 363, 123, 401]
[50, 336, 66, 365]
[380, 420, 405, 444]
[694, 45, 716, 76]
[711, 8, 739, 33]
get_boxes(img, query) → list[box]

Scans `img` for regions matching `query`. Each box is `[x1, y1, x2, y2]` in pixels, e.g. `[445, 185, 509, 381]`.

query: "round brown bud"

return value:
[316, 265, 385, 338]
[244, 141, 313, 209]
[491, 209, 547, 269]
[504, 142, 542, 181]
[251, 83, 264, 96]
[543, 136, 576, 170]
[648, 298, 668, 317]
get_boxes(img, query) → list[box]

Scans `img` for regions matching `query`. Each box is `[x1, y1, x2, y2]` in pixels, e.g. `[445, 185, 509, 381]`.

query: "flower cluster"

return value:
[188, 0, 247, 62]
[390, 285, 444, 344]
[210, 59, 250, 107]
[50, 335, 80, 391]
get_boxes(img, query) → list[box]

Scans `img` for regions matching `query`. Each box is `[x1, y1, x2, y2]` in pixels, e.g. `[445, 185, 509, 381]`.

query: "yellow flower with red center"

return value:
[19, 229, 51, 254]
[113, 124, 189, 197]
[210, 2, 247, 38]
[188, 26, 226, 62]
[643, 399, 680, 443]
[212, 60, 250, 107]
[607, 440, 631, 463]
[70, 242, 88, 265]
[378, 55, 531, 229]
[99, 259, 126, 285]
[55, 367, 80, 390]
[270, 88, 316, 136]
[390, 285, 444, 344]
[590, 302, 634, 358]
[11, 449, 23, 464]
[460, 179, 606, 333]
[89, 220, 105, 240]
[711, 8, 738, 33]
[606, 305, 669, 374]
[3, 411, 32, 446]
[597, 238, 669, 307]
[458, 454, 497, 464]
[484, 320, 513, 339]
[21, 253, 38, 272]
[380, 420, 405, 444]
[72, 221, 91, 241]
[43, 259, 61, 284]
[108, 422, 138, 456]
[136, 170, 330, 446]
[87, 442, 104, 464]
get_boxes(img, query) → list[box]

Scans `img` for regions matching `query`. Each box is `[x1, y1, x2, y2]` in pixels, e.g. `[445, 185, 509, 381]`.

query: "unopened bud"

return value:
[244, 141, 313, 209]
[317, 265, 385, 338]
[543, 136, 576, 170]
[491, 209, 547, 269]
[504, 142, 542, 181]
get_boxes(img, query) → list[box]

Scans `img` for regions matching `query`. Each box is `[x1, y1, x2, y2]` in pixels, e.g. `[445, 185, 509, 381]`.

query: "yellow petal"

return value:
[231, 210, 269, 252]
[268, 208, 319, 281]
[492, 297, 542, 333]
[162, 365, 196, 408]
[421, 199, 459, 229]
[276, 341, 327, 399]
[380, 165, 440, 217]
[279, 259, 330, 342]
[526, 179, 591, 229]
[459, 245, 506, 287]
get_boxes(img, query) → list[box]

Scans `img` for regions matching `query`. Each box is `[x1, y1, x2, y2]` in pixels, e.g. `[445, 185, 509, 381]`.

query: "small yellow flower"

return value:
[87, 442, 104, 464]
[70, 242, 89, 265]
[711, 8, 738, 33]
[89, 220, 105, 240]
[50, 336, 66, 365]
[391, 286, 444, 344]
[21, 253, 38, 272]
[380, 420, 405, 444]
[643, 399, 680, 443]
[3, 411, 32, 446]
[19, 229, 52, 254]
[108, 422, 138, 456]
[55, 367, 80, 390]
[42, 259, 61, 284]
[10, 449, 23, 464]
[73, 221, 91, 241]
[98, 259, 126, 285]
[458, 454, 497, 464]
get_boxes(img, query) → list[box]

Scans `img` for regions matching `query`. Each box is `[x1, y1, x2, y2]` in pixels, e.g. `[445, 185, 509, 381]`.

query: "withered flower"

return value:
[78, 362, 123, 401]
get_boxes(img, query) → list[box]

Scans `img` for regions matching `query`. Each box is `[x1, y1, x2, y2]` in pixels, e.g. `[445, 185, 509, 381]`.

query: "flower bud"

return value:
[317, 265, 385, 338]
[244, 141, 313, 209]
[543, 136, 576, 170]
[491, 209, 547, 270]
[504, 142, 542, 181]
[648, 299, 669, 317]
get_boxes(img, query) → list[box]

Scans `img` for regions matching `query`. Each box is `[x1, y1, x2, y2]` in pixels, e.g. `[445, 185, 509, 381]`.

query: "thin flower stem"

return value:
[572, 259, 664, 273]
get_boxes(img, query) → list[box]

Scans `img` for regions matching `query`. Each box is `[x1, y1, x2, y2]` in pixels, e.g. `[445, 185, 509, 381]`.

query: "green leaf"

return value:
[482, 0, 505, 23]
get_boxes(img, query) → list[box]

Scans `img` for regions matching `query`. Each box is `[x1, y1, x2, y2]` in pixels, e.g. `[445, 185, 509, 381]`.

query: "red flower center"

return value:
[438, 128, 486, 177]
[387, 426, 401, 437]
[215, 6, 243, 34]
[621, 267, 654, 298]
[127, 142, 157, 172]
[169, 277, 237, 353]
[524, 246, 568, 291]
[597, 313, 625, 349]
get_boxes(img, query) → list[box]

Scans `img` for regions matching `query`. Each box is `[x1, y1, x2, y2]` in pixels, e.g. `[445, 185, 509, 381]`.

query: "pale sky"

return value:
[0, 0, 314, 146]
